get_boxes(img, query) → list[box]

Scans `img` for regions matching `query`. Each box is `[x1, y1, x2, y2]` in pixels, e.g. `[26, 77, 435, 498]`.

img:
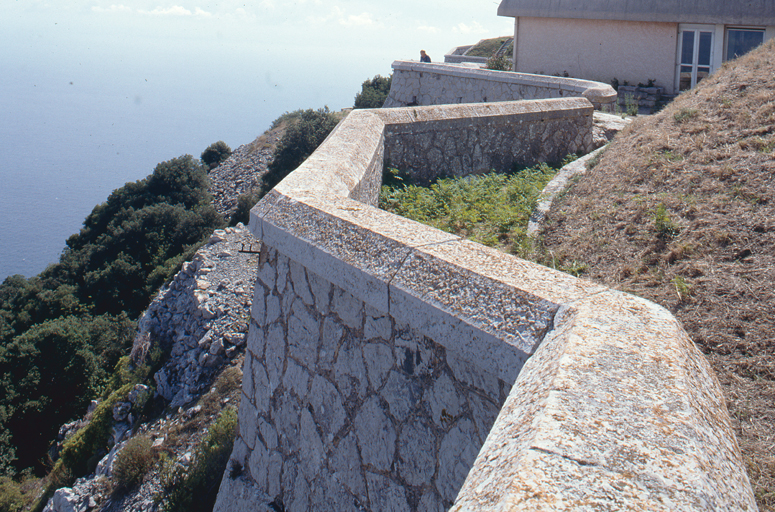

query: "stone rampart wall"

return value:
[379, 100, 592, 183]
[229, 244, 511, 510]
[384, 60, 617, 110]
[214, 98, 756, 511]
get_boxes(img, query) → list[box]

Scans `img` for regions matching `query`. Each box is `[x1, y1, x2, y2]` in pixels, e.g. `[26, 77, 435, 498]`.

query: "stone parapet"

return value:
[378, 99, 593, 183]
[214, 98, 755, 511]
[384, 60, 617, 110]
[451, 290, 756, 511]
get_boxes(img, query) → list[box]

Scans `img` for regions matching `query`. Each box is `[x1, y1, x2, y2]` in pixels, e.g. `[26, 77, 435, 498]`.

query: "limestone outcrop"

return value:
[42, 224, 258, 512]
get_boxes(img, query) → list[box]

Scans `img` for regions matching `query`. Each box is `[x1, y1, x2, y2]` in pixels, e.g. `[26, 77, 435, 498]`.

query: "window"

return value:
[726, 28, 765, 61]
[677, 27, 714, 91]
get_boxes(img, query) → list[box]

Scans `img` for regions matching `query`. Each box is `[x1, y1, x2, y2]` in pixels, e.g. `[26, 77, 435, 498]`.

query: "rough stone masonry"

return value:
[215, 96, 756, 511]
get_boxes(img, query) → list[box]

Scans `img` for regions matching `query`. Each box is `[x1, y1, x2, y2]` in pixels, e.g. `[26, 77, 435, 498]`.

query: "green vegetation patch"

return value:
[380, 163, 558, 256]
[160, 407, 238, 512]
[466, 36, 513, 58]
[260, 108, 340, 197]
[112, 435, 156, 490]
[0, 152, 223, 478]
[354, 75, 392, 109]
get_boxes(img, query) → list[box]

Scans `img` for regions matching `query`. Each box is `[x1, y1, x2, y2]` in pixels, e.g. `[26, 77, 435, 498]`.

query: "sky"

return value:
[0, 1, 514, 279]
[2, 0, 513, 108]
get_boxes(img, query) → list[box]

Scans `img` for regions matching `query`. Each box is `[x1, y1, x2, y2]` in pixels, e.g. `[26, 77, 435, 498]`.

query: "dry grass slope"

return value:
[540, 40, 775, 510]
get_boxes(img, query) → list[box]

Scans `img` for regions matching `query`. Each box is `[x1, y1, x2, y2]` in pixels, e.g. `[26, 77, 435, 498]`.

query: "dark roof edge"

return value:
[497, 0, 775, 26]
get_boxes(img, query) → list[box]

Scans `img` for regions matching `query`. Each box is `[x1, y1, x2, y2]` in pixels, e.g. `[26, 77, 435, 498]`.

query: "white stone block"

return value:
[437, 419, 480, 502]
[397, 419, 437, 486]
[363, 342, 393, 391]
[332, 287, 363, 330]
[264, 323, 285, 395]
[365, 473, 410, 512]
[355, 396, 396, 470]
[309, 375, 346, 437]
[425, 372, 463, 427]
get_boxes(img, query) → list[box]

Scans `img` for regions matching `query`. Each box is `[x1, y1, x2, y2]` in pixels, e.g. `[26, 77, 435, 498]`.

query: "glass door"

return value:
[677, 27, 714, 91]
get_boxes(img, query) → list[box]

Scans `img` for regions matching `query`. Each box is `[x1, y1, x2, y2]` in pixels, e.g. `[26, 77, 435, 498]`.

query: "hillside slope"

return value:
[540, 40, 775, 509]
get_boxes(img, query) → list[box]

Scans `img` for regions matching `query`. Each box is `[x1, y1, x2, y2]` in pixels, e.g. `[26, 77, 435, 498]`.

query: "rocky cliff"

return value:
[40, 134, 273, 512]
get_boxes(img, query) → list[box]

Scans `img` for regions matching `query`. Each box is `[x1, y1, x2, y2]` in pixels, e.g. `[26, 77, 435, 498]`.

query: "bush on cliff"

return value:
[161, 407, 237, 512]
[354, 74, 392, 109]
[0, 152, 224, 477]
[228, 192, 261, 227]
[0, 315, 135, 473]
[56, 154, 224, 316]
[200, 141, 232, 170]
[260, 107, 339, 196]
[111, 435, 156, 490]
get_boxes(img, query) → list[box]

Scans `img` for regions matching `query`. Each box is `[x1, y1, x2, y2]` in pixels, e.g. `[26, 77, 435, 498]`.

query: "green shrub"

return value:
[58, 383, 133, 477]
[0, 314, 135, 472]
[228, 192, 262, 227]
[0, 150, 219, 482]
[671, 276, 693, 301]
[354, 75, 392, 109]
[200, 141, 232, 170]
[112, 436, 156, 490]
[261, 108, 339, 196]
[380, 163, 558, 256]
[674, 108, 698, 123]
[0, 477, 23, 512]
[624, 94, 639, 116]
[161, 407, 238, 512]
[485, 54, 512, 71]
[269, 109, 304, 130]
[652, 203, 680, 239]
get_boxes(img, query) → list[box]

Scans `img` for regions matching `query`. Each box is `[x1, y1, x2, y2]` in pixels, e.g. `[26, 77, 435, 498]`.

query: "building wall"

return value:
[514, 17, 678, 94]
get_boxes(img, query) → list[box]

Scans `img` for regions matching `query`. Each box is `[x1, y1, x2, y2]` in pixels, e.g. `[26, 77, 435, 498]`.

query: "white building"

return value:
[497, 0, 775, 94]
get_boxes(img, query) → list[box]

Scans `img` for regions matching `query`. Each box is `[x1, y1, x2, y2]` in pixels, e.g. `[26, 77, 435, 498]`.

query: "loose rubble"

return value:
[138, 225, 258, 409]
[208, 132, 279, 217]
[42, 224, 259, 512]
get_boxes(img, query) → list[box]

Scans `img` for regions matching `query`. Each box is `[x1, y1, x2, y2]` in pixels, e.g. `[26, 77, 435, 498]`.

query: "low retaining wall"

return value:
[214, 98, 755, 511]
[444, 44, 487, 65]
[380, 100, 593, 184]
[384, 60, 617, 110]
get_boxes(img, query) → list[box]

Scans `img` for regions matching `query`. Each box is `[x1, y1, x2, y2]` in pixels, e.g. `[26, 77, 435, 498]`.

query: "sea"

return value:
[0, 51, 388, 281]
[0, 2, 513, 282]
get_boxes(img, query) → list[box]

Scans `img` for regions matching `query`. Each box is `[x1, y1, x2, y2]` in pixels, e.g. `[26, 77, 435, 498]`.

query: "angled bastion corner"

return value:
[217, 89, 755, 511]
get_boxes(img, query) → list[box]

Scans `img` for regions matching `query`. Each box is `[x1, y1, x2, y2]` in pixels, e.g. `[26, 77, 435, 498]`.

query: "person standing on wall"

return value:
[420, 50, 431, 63]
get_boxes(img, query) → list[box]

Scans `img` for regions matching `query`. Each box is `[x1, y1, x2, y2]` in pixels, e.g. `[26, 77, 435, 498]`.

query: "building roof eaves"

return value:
[497, 0, 775, 26]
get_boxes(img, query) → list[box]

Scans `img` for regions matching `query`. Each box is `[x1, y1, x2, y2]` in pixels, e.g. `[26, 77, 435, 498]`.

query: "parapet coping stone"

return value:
[391, 60, 617, 105]
[527, 146, 605, 236]
[375, 97, 592, 127]
[451, 290, 757, 511]
[247, 98, 757, 510]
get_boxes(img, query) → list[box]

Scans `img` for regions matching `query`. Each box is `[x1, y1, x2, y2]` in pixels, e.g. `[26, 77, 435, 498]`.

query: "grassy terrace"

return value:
[465, 36, 513, 58]
[379, 161, 562, 258]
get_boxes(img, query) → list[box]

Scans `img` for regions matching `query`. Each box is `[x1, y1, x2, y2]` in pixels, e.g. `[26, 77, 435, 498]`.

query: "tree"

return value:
[0, 315, 133, 472]
[261, 108, 340, 196]
[200, 141, 232, 170]
[0, 152, 225, 477]
[354, 74, 392, 109]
